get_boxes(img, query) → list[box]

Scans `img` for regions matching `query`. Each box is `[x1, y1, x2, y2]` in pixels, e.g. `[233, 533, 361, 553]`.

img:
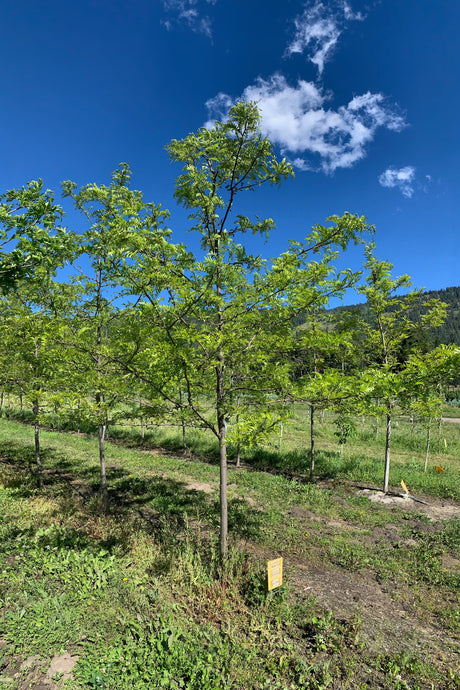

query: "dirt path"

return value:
[239, 484, 460, 673]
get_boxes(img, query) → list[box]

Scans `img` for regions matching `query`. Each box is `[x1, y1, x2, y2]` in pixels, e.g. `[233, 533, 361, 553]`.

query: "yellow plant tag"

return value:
[401, 480, 409, 495]
[267, 557, 283, 591]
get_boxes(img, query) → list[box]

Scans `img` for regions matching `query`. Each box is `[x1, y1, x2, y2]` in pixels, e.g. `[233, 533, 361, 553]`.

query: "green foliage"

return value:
[76, 616, 234, 689]
[333, 415, 356, 446]
[0, 180, 73, 292]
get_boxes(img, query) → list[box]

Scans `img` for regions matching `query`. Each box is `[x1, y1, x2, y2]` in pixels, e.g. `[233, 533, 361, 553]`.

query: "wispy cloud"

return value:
[206, 74, 406, 173]
[162, 0, 216, 38]
[286, 0, 365, 75]
[378, 166, 416, 197]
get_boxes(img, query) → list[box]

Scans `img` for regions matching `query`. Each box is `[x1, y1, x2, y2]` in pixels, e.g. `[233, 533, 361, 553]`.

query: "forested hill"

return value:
[330, 285, 460, 346]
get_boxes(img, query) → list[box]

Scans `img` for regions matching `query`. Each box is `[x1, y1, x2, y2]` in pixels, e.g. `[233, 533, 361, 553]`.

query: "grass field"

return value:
[0, 406, 459, 689]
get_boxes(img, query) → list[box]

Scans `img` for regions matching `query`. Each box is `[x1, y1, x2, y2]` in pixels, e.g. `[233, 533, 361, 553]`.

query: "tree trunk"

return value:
[236, 394, 241, 467]
[95, 264, 108, 513]
[217, 341, 227, 555]
[33, 398, 43, 489]
[179, 388, 187, 451]
[424, 420, 431, 472]
[215, 246, 228, 559]
[219, 414, 228, 558]
[98, 421, 108, 512]
[310, 404, 315, 480]
[383, 412, 391, 493]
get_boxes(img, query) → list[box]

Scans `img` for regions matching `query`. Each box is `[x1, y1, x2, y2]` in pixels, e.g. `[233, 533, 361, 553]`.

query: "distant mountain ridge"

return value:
[332, 285, 460, 347]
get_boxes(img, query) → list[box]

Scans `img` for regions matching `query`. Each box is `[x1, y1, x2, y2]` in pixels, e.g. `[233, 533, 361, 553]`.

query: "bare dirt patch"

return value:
[239, 484, 460, 677]
[357, 488, 460, 521]
[185, 481, 215, 493]
[289, 561, 459, 666]
[0, 645, 78, 690]
[46, 653, 79, 682]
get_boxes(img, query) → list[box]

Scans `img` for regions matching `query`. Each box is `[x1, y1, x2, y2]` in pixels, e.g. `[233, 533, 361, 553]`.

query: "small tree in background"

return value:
[358, 244, 447, 493]
[61, 164, 177, 511]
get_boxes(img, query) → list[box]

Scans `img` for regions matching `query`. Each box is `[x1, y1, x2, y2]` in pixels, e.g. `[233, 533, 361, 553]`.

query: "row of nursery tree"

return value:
[1, 102, 459, 555]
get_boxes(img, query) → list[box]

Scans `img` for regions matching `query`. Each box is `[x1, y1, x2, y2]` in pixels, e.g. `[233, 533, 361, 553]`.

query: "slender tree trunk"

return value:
[32, 341, 43, 488]
[219, 413, 228, 558]
[383, 412, 391, 493]
[217, 370, 227, 557]
[0, 391, 3, 414]
[310, 404, 315, 480]
[96, 266, 108, 513]
[33, 398, 43, 489]
[139, 394, 145, 443]
[97, 418, 108, 512]
[95, 395, 108, 512]
[179, 388, 187, 451]
[20, 394, 23, 417]
[235, 394, 241, 467]
[310, 343, 317, 480]
[424, 419, 431, 472]
[216, 249, 228, 559]
[278, 419, 283, 451]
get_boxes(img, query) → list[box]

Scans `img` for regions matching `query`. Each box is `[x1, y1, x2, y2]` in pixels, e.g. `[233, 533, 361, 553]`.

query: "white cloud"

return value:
[286, 1, 365, 75]
[206, 74, 406, 173]
[162, 0, 215, 38]
[378, 166, 416, 197]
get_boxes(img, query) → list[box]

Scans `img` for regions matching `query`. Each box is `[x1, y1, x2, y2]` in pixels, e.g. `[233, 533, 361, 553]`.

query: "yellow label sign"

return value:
[267, 557, 283, 591]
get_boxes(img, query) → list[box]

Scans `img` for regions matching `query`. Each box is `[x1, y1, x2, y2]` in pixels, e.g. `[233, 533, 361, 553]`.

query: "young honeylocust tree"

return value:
[358, 244, 447, 492]
[402, 344, 460, 471]
[162, 102, 294, 556]
[61, 164, 176, 512]
[0, 285, 69, 487]
[144, 102, 373, 556]
[0, 180, 73, 482]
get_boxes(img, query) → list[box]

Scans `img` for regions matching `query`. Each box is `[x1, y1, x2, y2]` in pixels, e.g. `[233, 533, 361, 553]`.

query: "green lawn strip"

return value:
[1, 418, 459, 688]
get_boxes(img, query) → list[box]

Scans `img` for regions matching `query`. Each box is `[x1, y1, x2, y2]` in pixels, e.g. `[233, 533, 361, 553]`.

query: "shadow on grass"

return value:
[0, 436, 265, 549]
[243, 446, 345, 481]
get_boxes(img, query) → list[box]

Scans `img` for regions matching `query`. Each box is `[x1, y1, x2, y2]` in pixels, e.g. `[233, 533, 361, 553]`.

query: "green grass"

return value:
[0, 412, 459, 689]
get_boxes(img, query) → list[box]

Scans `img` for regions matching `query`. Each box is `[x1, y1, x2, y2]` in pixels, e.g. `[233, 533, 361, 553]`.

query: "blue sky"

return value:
[1, 0, 459, 299]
